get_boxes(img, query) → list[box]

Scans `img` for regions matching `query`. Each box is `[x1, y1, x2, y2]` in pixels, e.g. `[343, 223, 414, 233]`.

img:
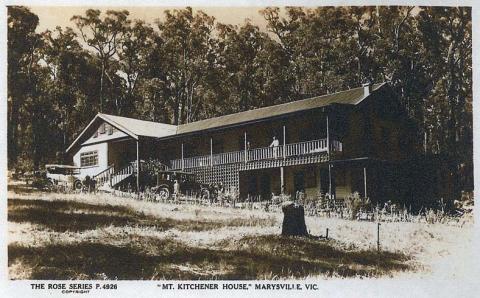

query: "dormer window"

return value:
[99, 123, 106, 134]
[107, 124, 113, 135]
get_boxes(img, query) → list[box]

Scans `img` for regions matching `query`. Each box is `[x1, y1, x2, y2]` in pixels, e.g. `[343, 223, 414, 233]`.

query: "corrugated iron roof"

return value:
[176, 83, 384, 134]
[100, 114, 177, 139]
[67, 83, 385, 153]
[66, 113, 177, 153]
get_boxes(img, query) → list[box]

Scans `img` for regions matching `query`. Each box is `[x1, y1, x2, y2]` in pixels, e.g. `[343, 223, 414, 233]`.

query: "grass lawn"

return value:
[7, 184, 473, 280]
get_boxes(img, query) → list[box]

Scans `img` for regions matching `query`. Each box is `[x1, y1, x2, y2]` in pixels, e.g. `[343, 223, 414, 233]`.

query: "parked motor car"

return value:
[45, 164, 83, 190]
[31, 170, 51, 190]
[150, 170, 215, 200]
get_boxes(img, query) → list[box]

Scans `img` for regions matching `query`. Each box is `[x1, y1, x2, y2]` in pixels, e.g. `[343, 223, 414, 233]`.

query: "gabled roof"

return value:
[176, 83, 385, 134]
[66, 113, 176, 153]
[100, 114, 177, 138]
[67, 83, 387, 153]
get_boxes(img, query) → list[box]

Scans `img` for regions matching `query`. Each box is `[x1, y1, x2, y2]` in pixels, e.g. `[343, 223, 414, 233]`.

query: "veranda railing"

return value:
[170, 138, 342, 170]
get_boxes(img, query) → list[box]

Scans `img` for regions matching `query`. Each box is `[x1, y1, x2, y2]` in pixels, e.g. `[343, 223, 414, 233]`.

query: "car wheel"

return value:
[157, 187, 170, 200]
[45, 179, 54, 191]
[74, 180, 83, 190]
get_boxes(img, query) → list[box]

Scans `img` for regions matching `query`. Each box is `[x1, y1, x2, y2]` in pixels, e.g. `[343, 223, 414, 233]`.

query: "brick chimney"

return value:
[363, 82, 372, 96]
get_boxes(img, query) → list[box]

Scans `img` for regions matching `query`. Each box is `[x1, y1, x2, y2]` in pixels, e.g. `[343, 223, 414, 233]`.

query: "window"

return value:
[80, 151, 98, 167]
[93, 130, 98, 138]
[99, 123, 106, 134]
[107, 124, 113, 135]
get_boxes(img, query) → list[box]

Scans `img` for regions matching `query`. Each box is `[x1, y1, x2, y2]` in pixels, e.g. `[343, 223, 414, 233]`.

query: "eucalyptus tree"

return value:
[216, 21, 289, 113]
[135, 77, 171, 122]
[261, 7, 358, 97]
[416, 7, 472, 190]
[41, 27, 87, 156]
[6, 5, 473, 190]
[71, 9, 130, 113]
[7, 6, 43, 167]
[117, 20, 155, 116]
[155, 7, 216, 124]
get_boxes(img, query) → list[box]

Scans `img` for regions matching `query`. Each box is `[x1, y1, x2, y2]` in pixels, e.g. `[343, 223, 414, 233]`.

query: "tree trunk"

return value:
[281, 202, 308, 236]
[8, 96, 20, 166]
[100, 61, 105, 112]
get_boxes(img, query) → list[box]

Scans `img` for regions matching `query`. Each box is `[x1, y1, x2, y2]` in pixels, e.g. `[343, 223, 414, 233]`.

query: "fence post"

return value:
[363, 167, 367, 198]
[326, 114, 330, 155]
[181, 143, 184, 171]
[280, 166, 285, 194]
[326, 228, 329, 240]
[210, 138, 213, 167]
[136, 139, 140, 196]
[328, 163, 332, 196]
[377, 222, 381, 252]
[244, 132, 248, 163]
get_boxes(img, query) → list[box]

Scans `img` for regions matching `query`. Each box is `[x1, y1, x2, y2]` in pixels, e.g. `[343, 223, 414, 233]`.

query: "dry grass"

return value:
[8, 236, 410, 280]
[7, 185, 474, 280]
[8, 198, 276, 233]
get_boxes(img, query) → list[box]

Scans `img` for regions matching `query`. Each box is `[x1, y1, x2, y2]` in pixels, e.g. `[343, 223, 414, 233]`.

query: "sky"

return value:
[29, 6, 274, 33]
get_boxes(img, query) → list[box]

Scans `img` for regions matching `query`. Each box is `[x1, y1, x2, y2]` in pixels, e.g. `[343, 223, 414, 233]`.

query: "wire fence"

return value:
[100, 188, 472, 227]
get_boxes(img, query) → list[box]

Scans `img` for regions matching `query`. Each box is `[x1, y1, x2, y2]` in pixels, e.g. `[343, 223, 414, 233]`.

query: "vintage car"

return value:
[150, 170, 217, 200]
[45, 164, 83, 189]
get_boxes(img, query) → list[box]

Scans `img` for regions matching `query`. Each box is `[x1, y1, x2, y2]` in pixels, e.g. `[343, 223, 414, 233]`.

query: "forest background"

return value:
[7, 6, 473, 191]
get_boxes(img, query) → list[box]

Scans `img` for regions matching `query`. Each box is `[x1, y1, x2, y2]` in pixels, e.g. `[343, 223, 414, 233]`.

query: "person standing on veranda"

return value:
[270, 136, 280, 158]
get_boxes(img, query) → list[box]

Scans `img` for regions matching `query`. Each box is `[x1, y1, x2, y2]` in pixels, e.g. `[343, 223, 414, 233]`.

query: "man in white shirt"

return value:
[270, 136, 280, 158]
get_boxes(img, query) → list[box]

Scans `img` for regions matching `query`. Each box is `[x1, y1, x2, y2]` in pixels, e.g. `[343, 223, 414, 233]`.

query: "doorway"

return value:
[294, 171, 305, 194]
[319, 167, 329, 194]
[260, 174, 271, 200]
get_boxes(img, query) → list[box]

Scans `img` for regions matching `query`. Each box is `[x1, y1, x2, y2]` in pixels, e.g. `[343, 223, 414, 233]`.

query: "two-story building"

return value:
[66, 82, 424, 203]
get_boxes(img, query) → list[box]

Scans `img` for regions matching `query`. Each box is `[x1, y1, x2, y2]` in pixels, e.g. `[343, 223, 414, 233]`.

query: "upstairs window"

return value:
[80, 150, 98, 167]
[99, 123, 106, 134]
[107, 123, 114, 135]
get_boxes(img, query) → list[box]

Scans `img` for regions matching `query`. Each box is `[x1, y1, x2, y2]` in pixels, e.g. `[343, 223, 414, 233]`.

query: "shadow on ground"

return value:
[8, 198, 174, 232]
[8, 184, 42, 194]
[8, 198, 276, 232]
[9, 235, 410, 280]
[8, 197, 411, 279]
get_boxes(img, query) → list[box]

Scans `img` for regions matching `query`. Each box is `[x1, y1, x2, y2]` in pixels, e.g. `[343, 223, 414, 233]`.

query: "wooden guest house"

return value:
[66, 82, 446, 204]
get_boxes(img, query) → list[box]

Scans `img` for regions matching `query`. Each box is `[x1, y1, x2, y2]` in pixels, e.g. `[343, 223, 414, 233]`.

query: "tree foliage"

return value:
[7, 6, 472, 191]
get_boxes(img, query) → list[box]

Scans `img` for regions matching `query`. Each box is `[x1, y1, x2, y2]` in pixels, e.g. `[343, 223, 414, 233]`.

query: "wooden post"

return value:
[283, 125, 286, 159]
[280, 166, 285, 194]
[326, 115, 330, 154]
[136, 139, 140, 194]
[377, 222, 381, 252]
[328, 163, 332, 196]
[244, 131, 247, 163]
[363, 167, 367, 198]
[181, 143, 184, 171]
[318, 166, 322, 194]
[424, 131, 427, 155]
[210, 138, 213, 167]
[326, 228, 329, 239]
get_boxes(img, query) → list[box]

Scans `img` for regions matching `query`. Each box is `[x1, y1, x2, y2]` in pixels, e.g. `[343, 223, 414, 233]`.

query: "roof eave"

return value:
[98, 114, 139, 140]
[65, 113, 138, 154]
[166, 105, 337, 140]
